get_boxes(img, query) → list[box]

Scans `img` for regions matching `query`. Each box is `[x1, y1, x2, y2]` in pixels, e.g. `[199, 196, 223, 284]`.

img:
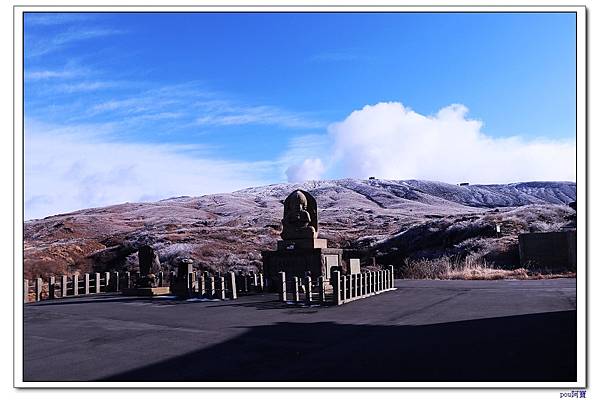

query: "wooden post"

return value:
[390, 266, 395, 288]
[305, 276, 312, 305]
[229, 272, 237, 300]
[73, 274, 79, 296]
[35, 278, 42, 302]
[318, 276, 326, 303]
[292, 277, 300, 302]
[48, 276, 55, 300]
[355, 274, 361, 298]
[332, 271, 342, 305]
[258, 273, 264, 292]
[219, 276, 226, 300]
[95, 273, 101, 293]
[341, 275, 347, 302]
[61, 275, 68, 298]
[279, 271, 286, 302]
[24, 279, 29, 303]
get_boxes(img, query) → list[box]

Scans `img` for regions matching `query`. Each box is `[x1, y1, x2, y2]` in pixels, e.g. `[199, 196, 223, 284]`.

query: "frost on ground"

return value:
[23, 179, 576, 279]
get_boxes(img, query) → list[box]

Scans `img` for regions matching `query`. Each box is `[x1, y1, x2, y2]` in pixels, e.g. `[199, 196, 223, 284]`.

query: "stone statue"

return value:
[281, 190, 318, 240]
[135, 245, 160, 288]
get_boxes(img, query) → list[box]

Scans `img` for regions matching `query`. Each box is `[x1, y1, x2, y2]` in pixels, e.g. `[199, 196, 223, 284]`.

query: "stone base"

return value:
[262, 247, 344, 291]
[121, 287, 171, 296]
[277, 238, 328, 250]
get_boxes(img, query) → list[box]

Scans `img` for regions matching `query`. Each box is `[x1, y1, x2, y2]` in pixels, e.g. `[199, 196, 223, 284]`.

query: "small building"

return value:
[459, 182, 469, 186]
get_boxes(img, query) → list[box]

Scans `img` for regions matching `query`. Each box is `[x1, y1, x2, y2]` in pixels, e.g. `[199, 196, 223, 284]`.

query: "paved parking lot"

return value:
[23, 278, 577, 383]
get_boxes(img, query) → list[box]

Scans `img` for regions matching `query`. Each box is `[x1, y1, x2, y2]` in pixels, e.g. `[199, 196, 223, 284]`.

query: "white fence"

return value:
[277, 268, 395, 306]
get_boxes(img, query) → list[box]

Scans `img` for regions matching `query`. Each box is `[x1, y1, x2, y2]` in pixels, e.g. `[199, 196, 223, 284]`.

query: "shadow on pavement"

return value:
[99, 310, 576, 383]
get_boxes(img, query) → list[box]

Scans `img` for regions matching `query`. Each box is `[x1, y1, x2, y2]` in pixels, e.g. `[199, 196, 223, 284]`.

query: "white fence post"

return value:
[73, 274, 79, 296]
[229, 272, 237, 300]
[292, 277, 300, 302]
[94, 273, 101, 293]
[35, 278, 42, 302]
[208, 275, 215, 298]
[61, 275, 68, 298]
[104, 272, 110, 292]
[125, 271, 131, 289]
[199, 274, 206, 296]
[305, 276, 312, 305]
[113, 271, 120, 292]
[24, 279, 29, 303]
[279, 271, 286, 302]
[48, 276, 55, 300]
[84, 274, 90, 295]
[347, 274, 353, 301]
[252, 273, 258, 291]
[318, 276, 326, 303]
[332, 271, 341, 305]
[219, 276, 226, 300]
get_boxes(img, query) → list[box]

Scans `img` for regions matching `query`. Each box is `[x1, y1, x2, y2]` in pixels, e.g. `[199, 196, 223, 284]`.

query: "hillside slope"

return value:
[24, 179, 576, 278]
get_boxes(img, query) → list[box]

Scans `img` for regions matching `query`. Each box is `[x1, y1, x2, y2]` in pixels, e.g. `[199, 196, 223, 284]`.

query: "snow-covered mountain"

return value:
[24, 179, 576, 278]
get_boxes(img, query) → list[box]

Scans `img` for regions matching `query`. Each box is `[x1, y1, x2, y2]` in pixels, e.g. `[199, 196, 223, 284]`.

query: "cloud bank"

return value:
[289, 102, 575, 184]
[285, 158, 326, 182]
[25, 121, 274, 220]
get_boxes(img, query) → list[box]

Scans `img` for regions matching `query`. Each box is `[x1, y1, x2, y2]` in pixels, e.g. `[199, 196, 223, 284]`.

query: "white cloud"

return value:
[288, 102, 575, 184]
[24, 121, 274, 220]
[25, 13, 93, 27]
[26, 28, 125, 58]
[195, 105, 324, 129]
[285, 158, 326, 182]
[54, 81, 120, 93]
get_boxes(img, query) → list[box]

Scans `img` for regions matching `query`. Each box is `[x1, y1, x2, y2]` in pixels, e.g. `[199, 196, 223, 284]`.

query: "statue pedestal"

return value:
[261, 246, 344, 291]
[276, 238, 328, 250]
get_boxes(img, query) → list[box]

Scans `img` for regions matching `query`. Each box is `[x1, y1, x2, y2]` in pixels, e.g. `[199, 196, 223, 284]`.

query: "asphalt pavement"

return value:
[23, 278, 577, 383]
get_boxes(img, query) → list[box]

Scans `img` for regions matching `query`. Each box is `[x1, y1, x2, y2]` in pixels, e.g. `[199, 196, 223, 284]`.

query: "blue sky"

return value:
[24, 12, 577, 219]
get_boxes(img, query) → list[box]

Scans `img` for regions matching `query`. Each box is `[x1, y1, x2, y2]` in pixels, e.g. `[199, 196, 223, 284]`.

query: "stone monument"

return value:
[170, 258, 195, 298]
[262, 190, 345, 290]
[122, 245, 170, 296]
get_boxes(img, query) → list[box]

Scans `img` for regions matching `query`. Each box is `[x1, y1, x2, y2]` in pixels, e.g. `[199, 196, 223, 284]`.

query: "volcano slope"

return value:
[24, 179, 576, 278]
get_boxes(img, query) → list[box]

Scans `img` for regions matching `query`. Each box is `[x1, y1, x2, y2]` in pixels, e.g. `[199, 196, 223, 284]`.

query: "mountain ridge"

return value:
[24, 179, 576, 279]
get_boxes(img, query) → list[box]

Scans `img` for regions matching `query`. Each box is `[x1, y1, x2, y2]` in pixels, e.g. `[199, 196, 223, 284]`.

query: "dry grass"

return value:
[401, 256, 575, 280]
